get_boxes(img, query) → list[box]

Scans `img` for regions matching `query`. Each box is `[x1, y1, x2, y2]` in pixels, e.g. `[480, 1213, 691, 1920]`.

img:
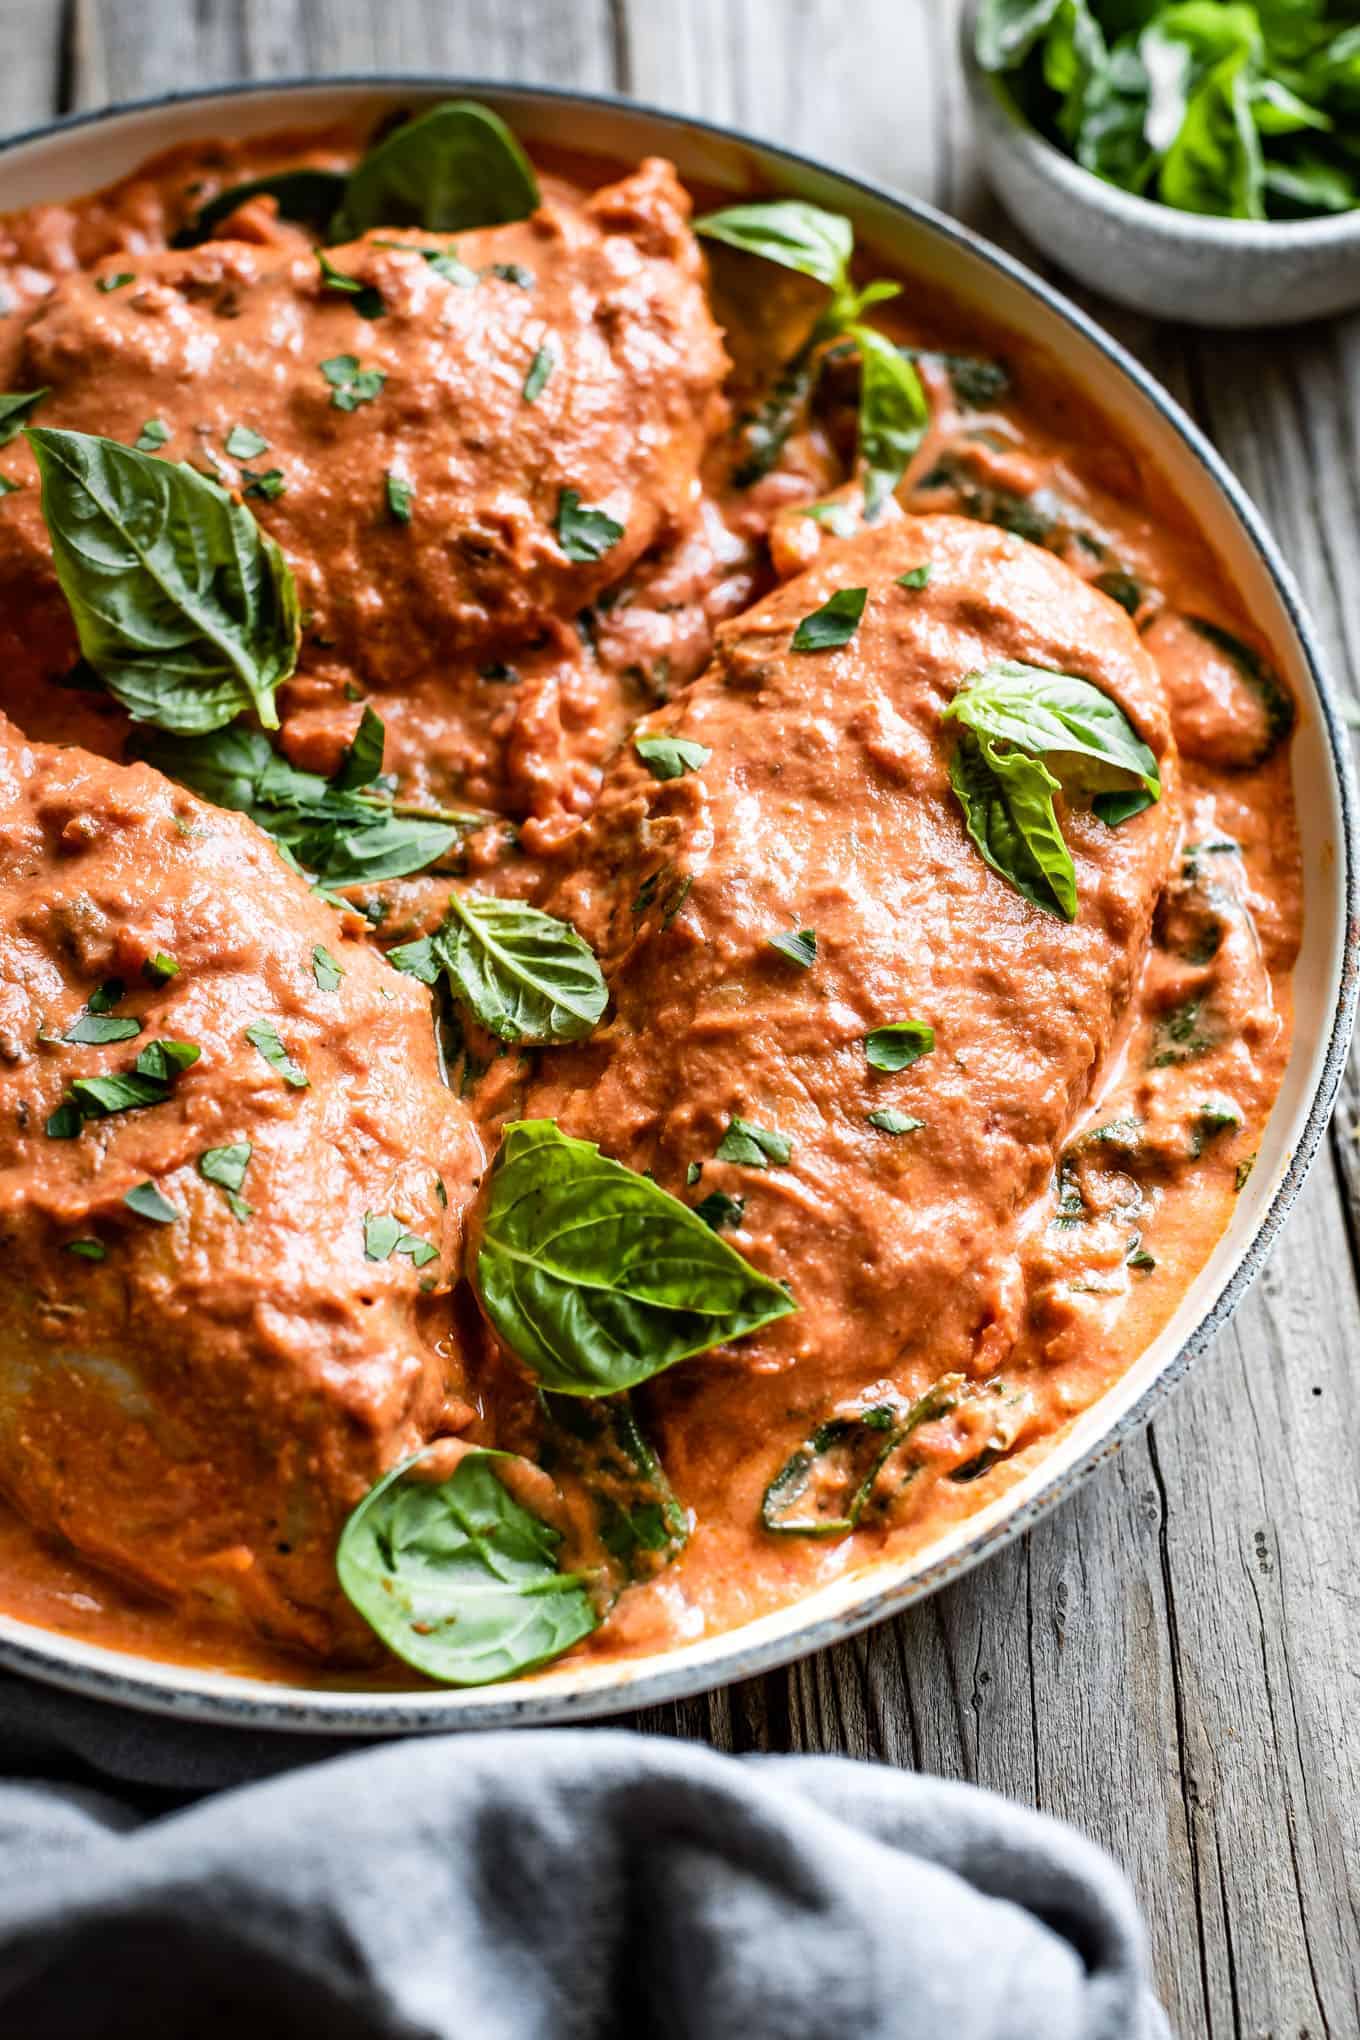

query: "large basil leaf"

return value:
[762, 1375, 966, 1537]
[695, 199, 855, 294]
[1161, 48, 1266, 216]
[944, 660, 1161, 803]
[337, 1445, 597, 1685]
[473, 1120, 796, 1395]
[974, 0, 1069, 70]
[0, 389, 48, 447]
[389, 893, 607, 1044]
[950, 730, 1077, 921]
[334, 101, 540, 239]
[852, 324, 929, 517]
[174, 168, 349, 246]
[28, 428, 299, 734]
[139, 718, 474, 888]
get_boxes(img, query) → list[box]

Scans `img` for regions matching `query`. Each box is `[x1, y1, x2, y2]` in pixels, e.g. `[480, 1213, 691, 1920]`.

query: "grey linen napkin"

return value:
[0, 1678, 1169, 2039]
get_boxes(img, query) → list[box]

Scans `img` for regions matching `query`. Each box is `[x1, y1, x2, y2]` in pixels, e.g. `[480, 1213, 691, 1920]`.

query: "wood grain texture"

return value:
[6, 3, 1358, 2030]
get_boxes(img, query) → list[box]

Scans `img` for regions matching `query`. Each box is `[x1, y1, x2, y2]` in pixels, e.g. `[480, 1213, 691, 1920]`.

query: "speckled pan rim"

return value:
[0, 77, 1354, 1736]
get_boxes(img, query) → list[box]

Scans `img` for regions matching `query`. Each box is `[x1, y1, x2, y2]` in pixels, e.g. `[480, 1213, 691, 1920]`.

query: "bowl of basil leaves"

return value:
[964, 0, 1360, 326]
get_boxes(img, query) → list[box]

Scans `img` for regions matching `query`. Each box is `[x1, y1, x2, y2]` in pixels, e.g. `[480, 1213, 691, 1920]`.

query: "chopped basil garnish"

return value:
[522, 341, 555, 403]
[123, 1180, 181, 1225]
[241, 467, 286, 500]
[65, 1238, 108, 1261]
[95, 273, 135, 293]
[792, 586, 867, 652]
[555, 489, 624, 563]
[364, 1212, 438, 1266]
[199, 1140, 254, 1221]
[88, 979, 126, 1013]
[320, 355, 386, 411]
[245, 1019, 308, 1089]
[134, 419, 169, 452]
[45, 1102, 82, 1139]
[134, 1038, 199, 1081]
[865, 1022, 935, 1072]
[473, 1121, 793, 1395]
[68, 1072, 165, 1116]
[897, 564, 932, 589]
[487, 262, 534, 288]
[762, 1375, 963, 1537]
[63, 1012, 141, 1046]
[385, 470, 414, 523]
[144, 951, 179, 983]
[803, 501, 857, 538]
[224, 423, 269, 460]
[634, 735, 711, 781]
[316, 250, 384, 319]
[716, 1118, 791, 1168]
[868, 1108, 924, 1134]
[312, 944, 344, 991]
[694, 1189, 745, 1232]
[768, 929, 817, 969]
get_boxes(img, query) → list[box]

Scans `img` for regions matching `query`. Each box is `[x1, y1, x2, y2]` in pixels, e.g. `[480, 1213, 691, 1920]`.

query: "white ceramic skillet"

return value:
[0, 80, 1354, 1735]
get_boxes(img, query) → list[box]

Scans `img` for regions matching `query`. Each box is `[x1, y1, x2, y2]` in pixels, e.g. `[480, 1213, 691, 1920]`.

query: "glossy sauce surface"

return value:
[0, 123, 1301, 1686]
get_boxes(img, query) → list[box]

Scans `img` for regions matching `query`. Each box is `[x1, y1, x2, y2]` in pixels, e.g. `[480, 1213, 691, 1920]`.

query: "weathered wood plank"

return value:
[43, 4, 1360, 2030]
[0, 1, 64, 131]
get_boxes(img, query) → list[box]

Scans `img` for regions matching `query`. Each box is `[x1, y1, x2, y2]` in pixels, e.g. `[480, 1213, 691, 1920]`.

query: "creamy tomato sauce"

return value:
[0, 120, 1300, 1688]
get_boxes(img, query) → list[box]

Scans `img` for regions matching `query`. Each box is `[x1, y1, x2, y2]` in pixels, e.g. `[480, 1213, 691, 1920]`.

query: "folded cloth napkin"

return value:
[0, 1676, 1168, 2039]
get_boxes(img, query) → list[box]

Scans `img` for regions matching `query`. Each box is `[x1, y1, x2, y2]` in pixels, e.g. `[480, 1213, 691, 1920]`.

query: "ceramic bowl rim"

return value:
[0, 74, 1354, 1735]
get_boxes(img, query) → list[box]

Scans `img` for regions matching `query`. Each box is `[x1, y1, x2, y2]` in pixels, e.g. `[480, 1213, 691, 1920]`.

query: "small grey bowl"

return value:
[960, 0, 1360, 328]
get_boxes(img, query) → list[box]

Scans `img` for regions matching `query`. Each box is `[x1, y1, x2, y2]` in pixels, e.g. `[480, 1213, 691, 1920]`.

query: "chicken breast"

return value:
[519, 516, 1179, 1607]
[0, 715, 482, 1658]
[0, 159, 730, 808]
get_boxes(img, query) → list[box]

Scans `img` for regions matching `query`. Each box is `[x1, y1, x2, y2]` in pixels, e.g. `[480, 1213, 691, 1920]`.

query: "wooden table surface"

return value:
[5, 4, 1358, 2031]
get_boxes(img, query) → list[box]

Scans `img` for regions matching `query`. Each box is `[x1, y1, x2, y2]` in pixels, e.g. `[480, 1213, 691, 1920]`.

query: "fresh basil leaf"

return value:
[852, 324, 929, 517]
[950, 730, 1077, 921]
[791, 585, 867, 652]
[1264, 151, 1358, 213]
[63, 1012, 141, 1045]
[337, 1444, 597, 1686]
[974, 0, 1068, 71]
[123, 1180, 180, 1225]
[245, 1019, 308, 1089]
[694, 1189, 746, 1232]
[335, 101, 540, 239]
[540, 1392, 688, 1579]
[555, 489, 624, 563]
[385, 470, 414, 522]
[392, 892, 607, 1045]
[334, 703, 386, 790]
[27, 427, 299, 734]
[1161, 49, 1266, 217]
[634, 735, 711, 781]
[945, 659, 1161, 802]
[224, 423, 269, 460]
[312, 943, 344, 991]
[134, 1037, 200, 1081]
[897, 564, 932, 589]
[316, 250, 384, 319]
[137, 721, 471, 889]
[768, 928, 817, 969]
[522, 341, 555, 404]
[473, 1120, 796, 1396]
[68, 1071, 168, 1117]
[865, 1023, 935, 1073]
[175, 168, 349, 246]
[731, 336, 824, 488]
[320, 355, 386, 411]
[868, 1108, 924, 1134]
[762, 1375, 963, 1537]
[0, 389, 48, 446]
[695, 199, 855, 294]
[716, 1118, 791, 1168]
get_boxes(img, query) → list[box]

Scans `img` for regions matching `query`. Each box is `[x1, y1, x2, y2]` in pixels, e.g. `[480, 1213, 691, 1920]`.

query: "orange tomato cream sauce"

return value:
[0, 110, 1300, 1690]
